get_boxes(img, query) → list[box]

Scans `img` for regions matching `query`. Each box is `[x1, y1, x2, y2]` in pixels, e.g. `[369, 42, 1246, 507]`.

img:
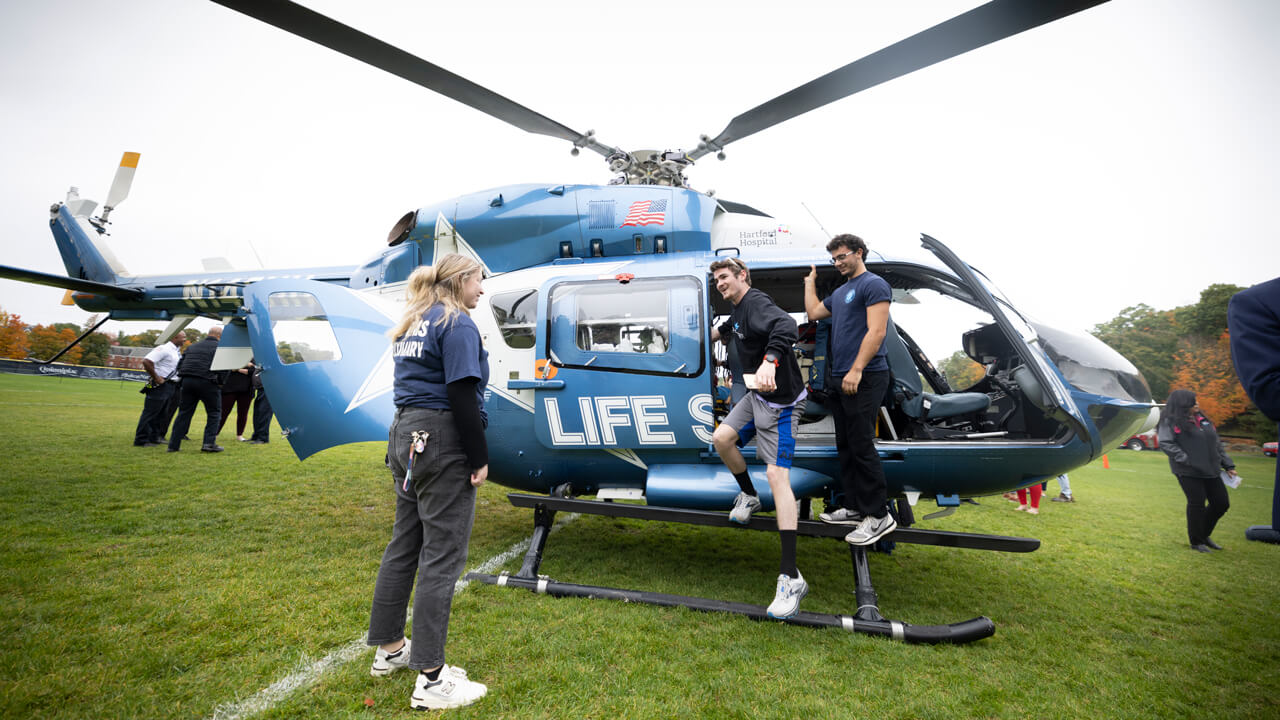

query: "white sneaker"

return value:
[370, 638, 412, 677]
[844, 513, 898, 546]
[729, 492, 762, 524]
[411, 665, 488, 710]
[237, 435, 248, 442]
[818, 507, 863, 526]
[765, 571, 808, 619]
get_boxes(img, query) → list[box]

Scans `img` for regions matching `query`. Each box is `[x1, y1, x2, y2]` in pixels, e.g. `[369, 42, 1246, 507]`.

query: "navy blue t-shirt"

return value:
[823, 270, 892, 375]
[392, 304, 489, 423]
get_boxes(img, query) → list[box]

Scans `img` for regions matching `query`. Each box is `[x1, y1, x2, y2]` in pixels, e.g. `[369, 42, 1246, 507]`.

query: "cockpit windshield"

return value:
[1031, 322, 1152, 404]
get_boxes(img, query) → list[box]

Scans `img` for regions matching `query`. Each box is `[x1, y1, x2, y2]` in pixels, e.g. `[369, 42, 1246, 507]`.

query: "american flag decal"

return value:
[620, 199, 666, 227]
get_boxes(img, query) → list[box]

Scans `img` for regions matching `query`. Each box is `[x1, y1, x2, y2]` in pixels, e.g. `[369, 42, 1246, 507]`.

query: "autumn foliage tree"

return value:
[0, 308, 29, 359]
[1172, 331, 1250, 425]
[26, 324, 83, 364]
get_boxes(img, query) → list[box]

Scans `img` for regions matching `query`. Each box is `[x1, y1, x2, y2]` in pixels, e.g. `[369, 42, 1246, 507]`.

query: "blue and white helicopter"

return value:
[2, 0, 1153, 641]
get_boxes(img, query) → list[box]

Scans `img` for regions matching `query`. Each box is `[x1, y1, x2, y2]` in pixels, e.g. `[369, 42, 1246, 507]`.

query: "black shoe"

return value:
[143, 441, 164, 447]
[167, 447, 180, 453]
[133, 442, 147, 447]
[1190, 544, 1212, 553]
[249, 439, 268, 444]
[201, 444, 225, 453]
[1205, 539, 1223, 550]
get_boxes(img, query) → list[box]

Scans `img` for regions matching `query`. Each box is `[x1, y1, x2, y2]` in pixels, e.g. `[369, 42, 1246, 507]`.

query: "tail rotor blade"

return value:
[103, 151, 141, 216]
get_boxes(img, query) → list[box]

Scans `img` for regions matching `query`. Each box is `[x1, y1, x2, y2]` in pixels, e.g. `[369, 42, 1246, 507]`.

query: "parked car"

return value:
[1265, 441, 1278, 458]
[1122, 430, 1158, 451]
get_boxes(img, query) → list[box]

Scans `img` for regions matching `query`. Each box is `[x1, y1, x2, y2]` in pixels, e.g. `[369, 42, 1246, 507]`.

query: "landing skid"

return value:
[464, 494, 1040, 644]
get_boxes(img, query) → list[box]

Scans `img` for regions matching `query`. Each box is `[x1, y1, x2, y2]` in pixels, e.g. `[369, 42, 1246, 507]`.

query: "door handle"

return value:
[507, 379, 566, 390]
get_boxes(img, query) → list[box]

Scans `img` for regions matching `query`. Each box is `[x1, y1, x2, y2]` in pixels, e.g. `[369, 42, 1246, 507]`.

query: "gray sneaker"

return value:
[766, 571, 808, 619]
[818, 507, 863, 526]
[729, 492, 762, 524]
[844, 513, 898, 546]
[370, 638, 411, 677]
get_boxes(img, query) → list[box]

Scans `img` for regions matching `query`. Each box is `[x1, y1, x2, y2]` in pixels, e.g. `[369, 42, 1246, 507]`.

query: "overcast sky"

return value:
[2, 0, 1276, 343]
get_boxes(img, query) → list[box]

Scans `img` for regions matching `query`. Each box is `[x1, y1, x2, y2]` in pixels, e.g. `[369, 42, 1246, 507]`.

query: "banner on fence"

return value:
[0, 359, 149, 383]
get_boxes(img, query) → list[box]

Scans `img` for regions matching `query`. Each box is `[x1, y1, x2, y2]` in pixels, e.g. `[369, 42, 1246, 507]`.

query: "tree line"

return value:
[937, 283, 1270, 442]
[0, 308, 206, 366]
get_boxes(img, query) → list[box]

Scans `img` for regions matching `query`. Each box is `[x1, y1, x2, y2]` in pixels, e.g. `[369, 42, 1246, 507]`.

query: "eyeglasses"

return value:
[829, 251, 855, 265]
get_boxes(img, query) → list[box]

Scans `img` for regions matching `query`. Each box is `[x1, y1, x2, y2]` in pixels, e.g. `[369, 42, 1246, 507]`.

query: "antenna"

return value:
[801, 202, 831, 239]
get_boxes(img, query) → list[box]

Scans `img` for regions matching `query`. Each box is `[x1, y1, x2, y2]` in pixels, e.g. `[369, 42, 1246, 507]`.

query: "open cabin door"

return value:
[921, 234, 1101, 458]
[528, 273, 714, 450]
[243, 279, 398, 459]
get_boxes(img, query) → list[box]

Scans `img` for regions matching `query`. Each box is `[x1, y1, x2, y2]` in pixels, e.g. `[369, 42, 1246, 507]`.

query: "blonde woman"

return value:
[366, 254, 490, 709]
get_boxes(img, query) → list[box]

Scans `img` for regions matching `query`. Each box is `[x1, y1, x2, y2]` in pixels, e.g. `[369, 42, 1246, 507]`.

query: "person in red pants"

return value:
[1015, 484, 1042, 515]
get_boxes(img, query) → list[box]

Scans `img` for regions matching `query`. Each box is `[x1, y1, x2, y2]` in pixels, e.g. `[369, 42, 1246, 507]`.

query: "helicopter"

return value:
[0, 0, 1159, 641]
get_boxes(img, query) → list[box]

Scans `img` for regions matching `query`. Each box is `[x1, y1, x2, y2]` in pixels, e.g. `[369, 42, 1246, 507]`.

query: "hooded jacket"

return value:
[1157, 412, 1235, 479]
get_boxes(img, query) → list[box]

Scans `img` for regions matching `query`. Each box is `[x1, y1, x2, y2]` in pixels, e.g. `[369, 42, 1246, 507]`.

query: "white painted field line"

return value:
[207, 513, 579, 720]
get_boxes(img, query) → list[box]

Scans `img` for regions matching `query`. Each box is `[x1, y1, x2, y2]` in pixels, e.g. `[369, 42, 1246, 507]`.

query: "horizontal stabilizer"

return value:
[0, 264, 144, 300]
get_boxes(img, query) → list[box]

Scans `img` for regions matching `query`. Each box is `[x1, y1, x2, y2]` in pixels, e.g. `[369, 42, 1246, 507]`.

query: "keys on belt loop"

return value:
[404, 430, 430, 491]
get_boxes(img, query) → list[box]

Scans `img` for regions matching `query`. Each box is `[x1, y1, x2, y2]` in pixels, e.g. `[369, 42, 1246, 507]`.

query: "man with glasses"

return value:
[709, 257, 810, 619]
[803, 234, 896, 546]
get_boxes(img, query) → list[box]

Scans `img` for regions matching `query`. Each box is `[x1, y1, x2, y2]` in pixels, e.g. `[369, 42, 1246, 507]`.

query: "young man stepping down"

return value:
[710, 257, 809, 619]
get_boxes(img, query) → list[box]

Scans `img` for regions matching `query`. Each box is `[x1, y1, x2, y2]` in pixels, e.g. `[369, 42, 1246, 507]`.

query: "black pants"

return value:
[218, 390, 253, 437]
[168, 377, 222, 450]
[1176, 473, 1230, 545]
[160, 380, 182, 439]
[133, 382, 175, 445]
[829, 369, 891, 518]
[251, 386, 273, 442]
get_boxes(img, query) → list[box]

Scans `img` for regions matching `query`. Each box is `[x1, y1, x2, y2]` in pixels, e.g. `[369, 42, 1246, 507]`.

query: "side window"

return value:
[490, 289, 538, 349]
[268, 292, 343, 364]
[547, 276, 703, 376]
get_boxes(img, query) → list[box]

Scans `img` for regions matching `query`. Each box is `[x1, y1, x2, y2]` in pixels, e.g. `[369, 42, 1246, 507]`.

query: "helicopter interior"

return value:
[710, 262, 1072, 446]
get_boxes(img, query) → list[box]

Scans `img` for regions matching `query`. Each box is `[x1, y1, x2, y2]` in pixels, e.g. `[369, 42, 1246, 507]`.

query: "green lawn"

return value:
[2, 373, 1278, 719]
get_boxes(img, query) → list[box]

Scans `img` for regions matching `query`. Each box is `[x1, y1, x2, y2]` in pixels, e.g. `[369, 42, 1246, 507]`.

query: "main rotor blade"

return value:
[690, 0, 1109, 160]
[208, 0, 615, 158]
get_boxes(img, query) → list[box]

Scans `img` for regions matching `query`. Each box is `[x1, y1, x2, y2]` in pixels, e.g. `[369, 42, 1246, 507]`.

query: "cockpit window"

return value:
[1031, 322, 1153, 403]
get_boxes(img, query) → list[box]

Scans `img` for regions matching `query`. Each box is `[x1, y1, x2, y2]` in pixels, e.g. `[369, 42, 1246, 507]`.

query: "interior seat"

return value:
[884, 317, 991, 420]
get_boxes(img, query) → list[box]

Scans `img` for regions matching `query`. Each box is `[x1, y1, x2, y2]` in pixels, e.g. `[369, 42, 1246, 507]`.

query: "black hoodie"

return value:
[718, 288, 805, 405]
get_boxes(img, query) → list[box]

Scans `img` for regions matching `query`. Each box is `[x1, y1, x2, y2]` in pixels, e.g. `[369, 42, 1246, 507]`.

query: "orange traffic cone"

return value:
[1102, 454, 1110, 469]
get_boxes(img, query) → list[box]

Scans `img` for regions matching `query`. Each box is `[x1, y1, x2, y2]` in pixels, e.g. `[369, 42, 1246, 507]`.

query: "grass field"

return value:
[2, 372, 1278, 719]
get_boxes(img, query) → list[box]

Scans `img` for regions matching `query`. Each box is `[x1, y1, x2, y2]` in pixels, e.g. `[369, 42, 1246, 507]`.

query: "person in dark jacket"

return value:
[709, 256, 810, 620]
[249, 361, 273, 444]
[167, 325, 225, 453]
[217, 360, 255, 441]
[1157, 389, 1238, 552]
[1228, 276, 1280, 544]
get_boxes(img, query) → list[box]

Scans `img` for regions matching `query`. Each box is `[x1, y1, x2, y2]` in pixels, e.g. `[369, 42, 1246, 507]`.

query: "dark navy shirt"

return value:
[393, 304, 489, 423]
[823, 271, 892, 375]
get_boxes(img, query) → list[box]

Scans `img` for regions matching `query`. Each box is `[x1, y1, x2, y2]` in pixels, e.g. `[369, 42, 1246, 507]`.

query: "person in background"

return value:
[1015, 483, 1042, 515]
[167, 325, 225, 453]
[133, 331, 185, 446]
[1157, 389, 1238, 552]
[709, 256, 810, 621]
[249, 361, 273, 444]
[1050, 473, 1075, 503]
[218, 359, 255, 442]
[366, 255, 490, 710]
[1228, 277, 1280, 544]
